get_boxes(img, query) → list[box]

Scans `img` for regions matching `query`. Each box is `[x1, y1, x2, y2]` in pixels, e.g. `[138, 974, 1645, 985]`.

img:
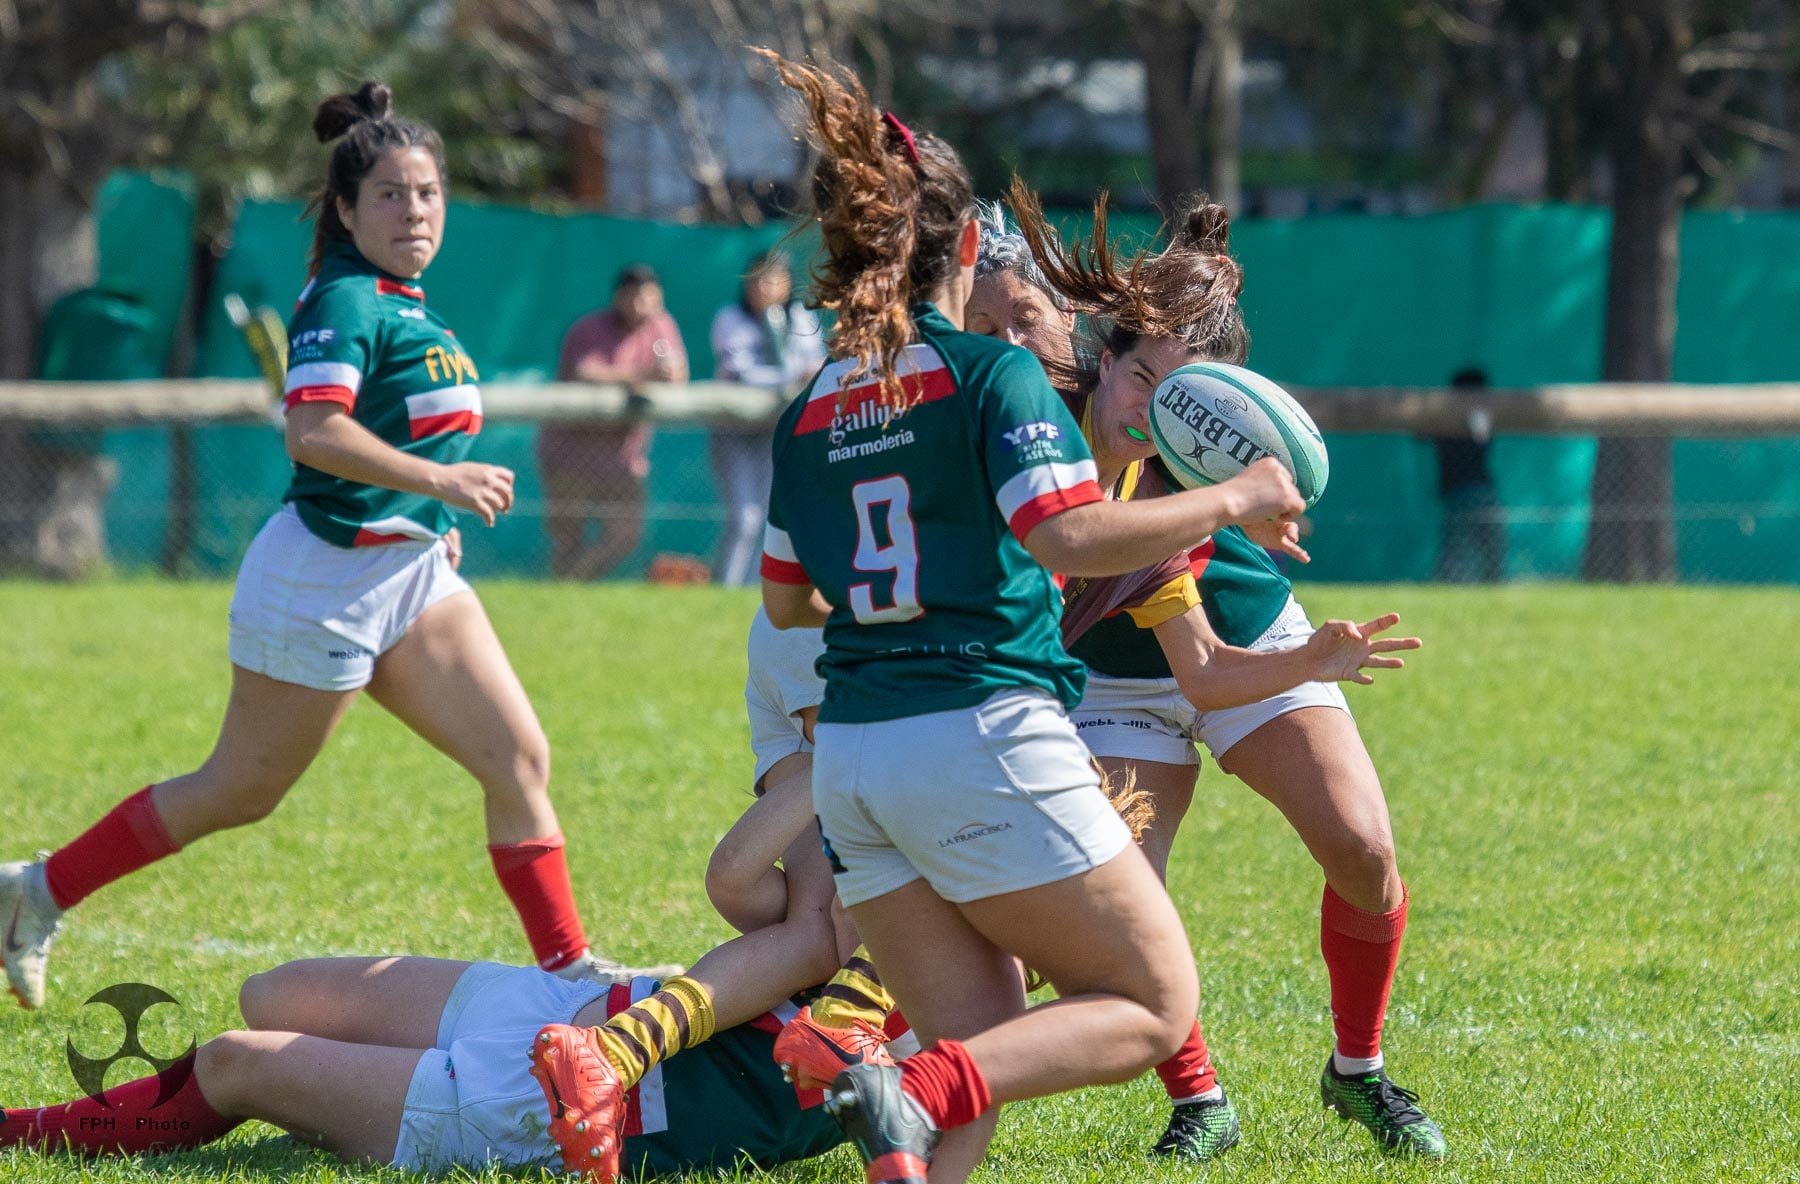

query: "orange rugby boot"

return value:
[528, 1023, 626, 1182]
[773, 1005, 896, 1090]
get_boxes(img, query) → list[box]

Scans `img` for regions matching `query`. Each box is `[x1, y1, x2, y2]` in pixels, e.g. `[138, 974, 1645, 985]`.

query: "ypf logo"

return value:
[65, 982, 195, 1106]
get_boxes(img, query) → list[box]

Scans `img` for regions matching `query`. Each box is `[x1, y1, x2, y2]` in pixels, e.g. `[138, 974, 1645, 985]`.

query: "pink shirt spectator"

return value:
[539, 309, 687, 478]
[555, 309, 687, 385]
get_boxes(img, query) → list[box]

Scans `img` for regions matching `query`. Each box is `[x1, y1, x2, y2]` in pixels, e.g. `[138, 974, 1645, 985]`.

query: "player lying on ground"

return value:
[973, 180, 1445, 1158]
[0, 956, 849, 1177]
[0, 81, 663, 1012]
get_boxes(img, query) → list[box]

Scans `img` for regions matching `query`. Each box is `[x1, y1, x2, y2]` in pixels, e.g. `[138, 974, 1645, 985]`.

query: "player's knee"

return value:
[1318, 826, 1397, 897]
[207, 782, 289, 828]
[510, 730, 553, 797]
[194, 1030, 268, 1102]
[704, 836, 758, 903]
[238, 962, 308, 1028]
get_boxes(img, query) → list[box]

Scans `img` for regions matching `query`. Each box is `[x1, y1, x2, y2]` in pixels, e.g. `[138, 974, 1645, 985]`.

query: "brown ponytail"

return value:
[756, 50, 974, 407]
[1008, 175, 1248, 365]
[303, 82, 446, 277]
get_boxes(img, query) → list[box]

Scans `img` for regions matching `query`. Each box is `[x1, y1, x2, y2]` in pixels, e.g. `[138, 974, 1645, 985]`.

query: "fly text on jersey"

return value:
[424, 344, 478, 385]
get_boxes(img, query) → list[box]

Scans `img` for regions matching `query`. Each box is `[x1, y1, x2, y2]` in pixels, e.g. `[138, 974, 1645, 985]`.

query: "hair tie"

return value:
[881, 111, 921, 166]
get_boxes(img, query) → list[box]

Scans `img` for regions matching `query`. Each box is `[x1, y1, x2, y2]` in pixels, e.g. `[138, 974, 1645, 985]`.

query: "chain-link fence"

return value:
[2, 382, 1798, 584]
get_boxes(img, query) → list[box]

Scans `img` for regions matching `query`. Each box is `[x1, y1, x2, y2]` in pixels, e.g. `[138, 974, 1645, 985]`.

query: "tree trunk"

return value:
[0, 165, 97, 380]
[1204, 0, 1242, 213]
[0, 160, 98, 573]
[1584, 2, 1685, 582]
[1125, 1, 1206, 207]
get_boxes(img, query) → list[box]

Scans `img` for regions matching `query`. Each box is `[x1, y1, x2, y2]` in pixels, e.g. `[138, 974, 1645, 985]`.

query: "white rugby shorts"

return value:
[812, 689, 1132, 907]
[1070, 596, 1351, 765]
[228, 506, 470, 692]
[745, 608, 825, 792]
[391, 962, 612, 1172]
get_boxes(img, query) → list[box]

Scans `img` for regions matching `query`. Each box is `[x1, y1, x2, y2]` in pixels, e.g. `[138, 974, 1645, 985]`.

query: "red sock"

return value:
[43, 786, 179, 910]
[898, 1039, 991, 1132]
[2, 1056, 239, 1155]
[489, 832, 588, 971]
[1153, 1020, 1218, 1101]
[1320, 882, 1409, 1060]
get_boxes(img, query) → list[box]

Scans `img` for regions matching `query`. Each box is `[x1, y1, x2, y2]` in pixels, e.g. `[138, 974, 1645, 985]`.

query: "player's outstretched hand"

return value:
[1223, 458, 1304, 525]
[1241, 518, 1310, 563]
[1302, 613, 1421, 685]
[436, 462, 515, 526]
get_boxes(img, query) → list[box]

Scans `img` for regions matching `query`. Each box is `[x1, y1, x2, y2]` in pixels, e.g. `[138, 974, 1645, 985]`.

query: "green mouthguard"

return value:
[1124, 426, 1150, 442]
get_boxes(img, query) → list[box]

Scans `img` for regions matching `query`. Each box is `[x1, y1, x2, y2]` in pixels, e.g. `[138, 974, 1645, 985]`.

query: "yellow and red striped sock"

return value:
[590, 975, 715, 1090]
[810, 946, 894, 1030]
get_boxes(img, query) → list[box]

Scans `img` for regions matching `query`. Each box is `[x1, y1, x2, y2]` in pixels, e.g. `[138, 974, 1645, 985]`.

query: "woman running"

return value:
[970, 184, 1446, 1159]
[0, 82, 636, 1010]
[712, 53, 1301, 1184]
[0, 955, 845, 1177]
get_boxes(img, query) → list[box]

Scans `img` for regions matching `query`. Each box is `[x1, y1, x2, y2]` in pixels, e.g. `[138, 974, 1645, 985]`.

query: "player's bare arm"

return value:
[1023, 457, 1302, 577]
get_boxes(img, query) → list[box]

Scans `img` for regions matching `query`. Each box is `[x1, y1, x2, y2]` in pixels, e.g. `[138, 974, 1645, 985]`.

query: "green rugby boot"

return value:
[1320, 1060, 1446, 1159]
[1149, 1089, 1241, 1160]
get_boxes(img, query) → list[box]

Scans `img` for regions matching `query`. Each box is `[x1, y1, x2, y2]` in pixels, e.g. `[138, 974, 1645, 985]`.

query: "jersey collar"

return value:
[323, 239, 428, 301]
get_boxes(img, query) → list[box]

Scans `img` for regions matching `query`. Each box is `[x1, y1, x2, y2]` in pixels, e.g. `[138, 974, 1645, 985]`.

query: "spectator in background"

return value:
[1432, 367, 1505, 582]
[707, 251, 825, 586]
[538, 265, 687, 579]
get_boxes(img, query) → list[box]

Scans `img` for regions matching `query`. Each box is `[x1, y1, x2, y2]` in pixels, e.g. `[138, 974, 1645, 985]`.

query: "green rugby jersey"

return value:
[761, 304, 1103, 723]
[281, 240, 482, 547]
[1069, 481, 1294, 680]
[601, 984, 842, 1176]
[1199, 523, 1294, 647]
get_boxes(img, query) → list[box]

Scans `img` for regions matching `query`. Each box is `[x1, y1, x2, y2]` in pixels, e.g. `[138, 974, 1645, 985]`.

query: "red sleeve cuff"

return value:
[1007, 480, 1104, 543]
[283, 385, 357, 411]
[760, 554, 812, 585]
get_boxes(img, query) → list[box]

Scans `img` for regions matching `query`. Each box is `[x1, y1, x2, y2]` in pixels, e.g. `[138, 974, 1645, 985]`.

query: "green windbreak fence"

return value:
[98, 191, 1800, 581]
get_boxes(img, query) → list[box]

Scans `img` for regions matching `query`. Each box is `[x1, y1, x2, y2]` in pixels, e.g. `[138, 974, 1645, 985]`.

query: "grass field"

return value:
[2, 580, 1796, 1184]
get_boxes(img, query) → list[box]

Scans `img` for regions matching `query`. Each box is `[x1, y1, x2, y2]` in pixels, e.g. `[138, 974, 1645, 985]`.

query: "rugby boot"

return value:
[1149, 1088, 1241, 1160]
[0, 859, 61, 1010]
[774, 1005, 896, 1089]
[1320, 1058, 1447, 1158]
[825, 1063, 939, 1184]
[529, 1024, 626, 1181]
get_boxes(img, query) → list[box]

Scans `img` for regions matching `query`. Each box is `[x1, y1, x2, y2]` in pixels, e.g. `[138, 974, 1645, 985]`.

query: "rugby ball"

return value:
[1147, 361, 1329, 509]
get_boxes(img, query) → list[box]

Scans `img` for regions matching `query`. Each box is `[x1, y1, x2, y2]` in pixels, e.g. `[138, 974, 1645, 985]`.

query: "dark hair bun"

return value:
[313, 81, 393, 144]
[1174, 198, 1232, 255]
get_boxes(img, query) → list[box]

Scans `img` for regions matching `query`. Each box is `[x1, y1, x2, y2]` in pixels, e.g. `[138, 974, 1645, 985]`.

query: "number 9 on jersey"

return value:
[850, 476, 923, 624]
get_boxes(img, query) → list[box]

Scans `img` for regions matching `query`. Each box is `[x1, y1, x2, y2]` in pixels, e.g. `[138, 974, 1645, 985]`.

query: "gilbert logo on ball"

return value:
[1147, 361, 1329, 509]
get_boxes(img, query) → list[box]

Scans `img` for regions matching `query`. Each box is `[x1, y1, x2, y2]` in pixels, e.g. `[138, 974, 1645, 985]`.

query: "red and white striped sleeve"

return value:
[283, 360, 364, 411]
[759, 522, 811, 585]
[993, 459, 1104, 543]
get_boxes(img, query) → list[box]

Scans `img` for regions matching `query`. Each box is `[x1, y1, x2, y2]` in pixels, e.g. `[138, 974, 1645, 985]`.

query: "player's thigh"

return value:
[779, 808, 839, 919]
[1217, 706, 1396, 870]
[1099, 756, 1197, 881]
[365, 590, 549, 791]
[155, 667, 358, 843]
[849, 878, 1024, 1045]
[198, 666, 358, 790]
[956, 842, 1197, 1024]
[239, 956, 473, 1049]
[201, 1030, 418, 1164]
